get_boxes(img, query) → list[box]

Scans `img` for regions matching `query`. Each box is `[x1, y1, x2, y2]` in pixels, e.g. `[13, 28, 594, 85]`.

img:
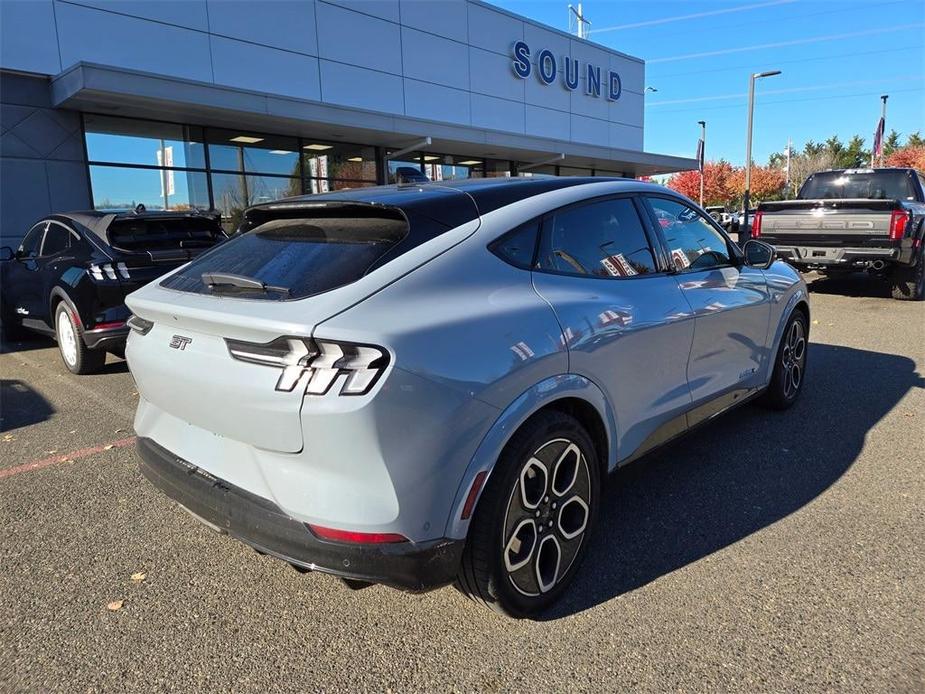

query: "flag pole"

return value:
[879, 94, 888, 168]
[698, 120, 706, 207]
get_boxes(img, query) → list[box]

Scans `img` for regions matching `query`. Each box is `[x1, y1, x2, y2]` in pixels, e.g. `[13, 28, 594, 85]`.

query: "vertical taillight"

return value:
[750, 211, 763, 238]
[889, 209, 910, 240]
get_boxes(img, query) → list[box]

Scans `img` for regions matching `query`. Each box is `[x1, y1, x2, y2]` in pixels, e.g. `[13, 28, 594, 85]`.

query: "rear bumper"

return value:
[772, 244, 905, 268]
[83, 325, 128, 350]
[136, 437, 465, 592]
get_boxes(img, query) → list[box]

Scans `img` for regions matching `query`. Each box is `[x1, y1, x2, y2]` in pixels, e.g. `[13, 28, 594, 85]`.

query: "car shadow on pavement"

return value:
[0, 379, 55, 432]
[0, 333, 55, 354]
[806, 272, 892, 298]
[1, 335, 129, 374]
[542, 343, 923, 620]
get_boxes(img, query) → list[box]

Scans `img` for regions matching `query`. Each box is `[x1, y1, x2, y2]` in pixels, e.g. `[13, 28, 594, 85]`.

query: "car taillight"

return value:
[751, 211, 763, 238]
[225, 336, 389, 396]
[126, 314, 154, 335]
[889, 209, 910, 240]
[306, 524, 408, 544]
[89, 262, 130, 280]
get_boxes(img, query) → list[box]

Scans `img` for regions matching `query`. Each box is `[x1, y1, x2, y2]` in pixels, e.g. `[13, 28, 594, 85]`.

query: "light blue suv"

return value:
[125, 178, 809, 617]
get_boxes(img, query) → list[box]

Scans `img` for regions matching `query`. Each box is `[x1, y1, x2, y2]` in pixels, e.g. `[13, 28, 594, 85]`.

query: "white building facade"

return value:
[0, 0, 694, 240]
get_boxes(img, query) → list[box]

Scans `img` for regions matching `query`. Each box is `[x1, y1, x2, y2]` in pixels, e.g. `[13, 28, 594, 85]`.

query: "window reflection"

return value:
[211, 174, 300, 230]
[89, 165, 209, 211]
[207, 129, 300, 177]
[84, 114, 206, 169]
[303, 143, 377, 184]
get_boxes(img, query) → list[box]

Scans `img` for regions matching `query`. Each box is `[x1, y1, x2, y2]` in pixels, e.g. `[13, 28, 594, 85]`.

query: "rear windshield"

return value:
[108, 217, 225, 252]
[798, 171, 916, 201]
[160, 207, 409, 300]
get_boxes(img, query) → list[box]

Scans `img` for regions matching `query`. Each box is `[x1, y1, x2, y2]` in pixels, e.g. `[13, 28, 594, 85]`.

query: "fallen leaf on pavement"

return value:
[107, 600, 124, 611]
[131, 572, 146, 582]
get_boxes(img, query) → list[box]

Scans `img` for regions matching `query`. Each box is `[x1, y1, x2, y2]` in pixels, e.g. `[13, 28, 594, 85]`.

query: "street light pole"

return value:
[698, 120, 706, 207]
[743, 70, 781, 243]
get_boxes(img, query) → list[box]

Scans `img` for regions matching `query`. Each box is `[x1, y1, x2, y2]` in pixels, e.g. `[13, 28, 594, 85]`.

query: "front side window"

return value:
[18, 223, 46, 257]
[646, 197, 731, 271]
[537, 197, 657, 277]
[40, 224, 71, 256]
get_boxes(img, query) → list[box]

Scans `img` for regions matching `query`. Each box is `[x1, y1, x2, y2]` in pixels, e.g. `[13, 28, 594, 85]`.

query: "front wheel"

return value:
[890, 258, 925, 301]
[457, 411, 600, 618]
[55, 303, 105, 375]
[760, 308, 808, 410]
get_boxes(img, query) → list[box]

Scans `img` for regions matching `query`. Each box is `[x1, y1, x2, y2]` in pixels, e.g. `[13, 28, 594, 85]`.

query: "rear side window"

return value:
[40, 224, 71, 256]
[537, 197, 657, 277]
[161, 206, 409, 300]
[108, 217, 225, 252]
[491, 220, 539, 269]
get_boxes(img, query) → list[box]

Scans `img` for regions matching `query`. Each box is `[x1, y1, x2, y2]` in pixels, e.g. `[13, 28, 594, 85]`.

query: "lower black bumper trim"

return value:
[136, 437, 464, 592]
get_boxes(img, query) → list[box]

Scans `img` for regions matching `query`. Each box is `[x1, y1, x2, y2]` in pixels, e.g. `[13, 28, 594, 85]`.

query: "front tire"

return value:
[457, 411, 600, 618]
[55, 303, 105, 375]
[760, 308, 808, 410]
[890, 257, 925, 301]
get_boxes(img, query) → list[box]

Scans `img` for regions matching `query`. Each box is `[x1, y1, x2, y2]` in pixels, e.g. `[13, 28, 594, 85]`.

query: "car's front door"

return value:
[3, 222, 47, 328]
[530, 195, 696, 464]
[642, 196, 771, 420]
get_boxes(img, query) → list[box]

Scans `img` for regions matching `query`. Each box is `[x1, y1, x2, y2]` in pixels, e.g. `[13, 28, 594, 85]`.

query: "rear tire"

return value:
[760, 308, 808, 410]
[55, 303, 105, 375]
[456, 410, 600, 618]
[890, 257, 924, 301]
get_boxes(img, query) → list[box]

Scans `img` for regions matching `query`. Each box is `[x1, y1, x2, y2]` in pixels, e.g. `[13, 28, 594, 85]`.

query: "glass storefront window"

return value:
[388, 158, 426, 184]
[211, 173, 300, 230]
[207, 129, 301, 177]
[559, 166, 593, 177]
[84, 114, 206, 169]
[303, 143, 377, 184]
[89, 165, 209, 211]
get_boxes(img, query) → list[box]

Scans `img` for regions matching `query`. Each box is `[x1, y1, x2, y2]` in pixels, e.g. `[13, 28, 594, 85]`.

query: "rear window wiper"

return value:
[201, 272, 290, 297]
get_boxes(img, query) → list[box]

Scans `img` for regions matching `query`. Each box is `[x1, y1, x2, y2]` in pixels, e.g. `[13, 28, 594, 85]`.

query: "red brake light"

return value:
[307, 524, 408, 544]
[93, 321, 125, 330]
[461, 470, 488, 520]
[750, 211, 763, 238]
[889, 209, 909, 240]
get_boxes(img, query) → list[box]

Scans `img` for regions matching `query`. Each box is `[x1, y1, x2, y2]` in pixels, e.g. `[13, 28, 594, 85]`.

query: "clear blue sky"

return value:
[491, 0, 925, 165]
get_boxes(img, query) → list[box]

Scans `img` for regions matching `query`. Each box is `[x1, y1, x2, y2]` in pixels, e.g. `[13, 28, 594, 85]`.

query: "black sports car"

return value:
[0, 208, 226, 373]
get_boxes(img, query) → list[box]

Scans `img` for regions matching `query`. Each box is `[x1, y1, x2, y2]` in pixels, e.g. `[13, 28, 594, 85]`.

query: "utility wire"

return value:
[648, 23, 925, 63]
[652, 44, 919, 80]
[590, 0, 795, 34]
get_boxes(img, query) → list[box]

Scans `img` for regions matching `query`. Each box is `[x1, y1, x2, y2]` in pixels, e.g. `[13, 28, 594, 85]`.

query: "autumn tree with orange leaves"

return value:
[666, 161, 737, 206]
[885, 146, 925, 172]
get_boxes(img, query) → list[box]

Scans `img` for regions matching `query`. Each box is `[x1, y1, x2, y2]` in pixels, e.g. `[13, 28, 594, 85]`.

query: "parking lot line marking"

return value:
[0, 436, 136, 480]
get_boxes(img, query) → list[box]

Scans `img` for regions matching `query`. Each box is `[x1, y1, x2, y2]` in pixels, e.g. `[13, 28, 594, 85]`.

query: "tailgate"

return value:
[126, 300, 310, 453]
[759, 199, 894, 246]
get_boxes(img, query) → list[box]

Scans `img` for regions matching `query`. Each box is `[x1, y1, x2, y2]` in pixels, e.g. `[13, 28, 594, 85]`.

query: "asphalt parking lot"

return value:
[1, 273, 923, 693]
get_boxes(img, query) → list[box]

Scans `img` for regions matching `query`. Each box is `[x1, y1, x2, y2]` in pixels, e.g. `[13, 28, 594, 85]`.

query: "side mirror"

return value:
[742, 239, 775, 269]
[0, 246, 13, 262]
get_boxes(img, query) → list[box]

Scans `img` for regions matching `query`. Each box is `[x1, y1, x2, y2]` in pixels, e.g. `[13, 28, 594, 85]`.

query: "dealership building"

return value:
[0, 0, 695, 242]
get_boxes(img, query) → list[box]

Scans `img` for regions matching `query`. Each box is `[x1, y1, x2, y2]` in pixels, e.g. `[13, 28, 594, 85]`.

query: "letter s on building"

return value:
[512, 41, 531, 79]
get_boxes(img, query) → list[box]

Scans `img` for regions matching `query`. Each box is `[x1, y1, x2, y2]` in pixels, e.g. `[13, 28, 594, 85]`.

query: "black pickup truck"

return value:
[753, 168, 925, 300]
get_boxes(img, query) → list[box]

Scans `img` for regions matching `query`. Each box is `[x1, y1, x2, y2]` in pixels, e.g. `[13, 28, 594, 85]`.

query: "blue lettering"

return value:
[512, 41, 531, 79]
[608, 71, 622, 101]
[537, 49, 557, 85]
[564, 57, 579, 91]
[586, 65, 601, 97]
